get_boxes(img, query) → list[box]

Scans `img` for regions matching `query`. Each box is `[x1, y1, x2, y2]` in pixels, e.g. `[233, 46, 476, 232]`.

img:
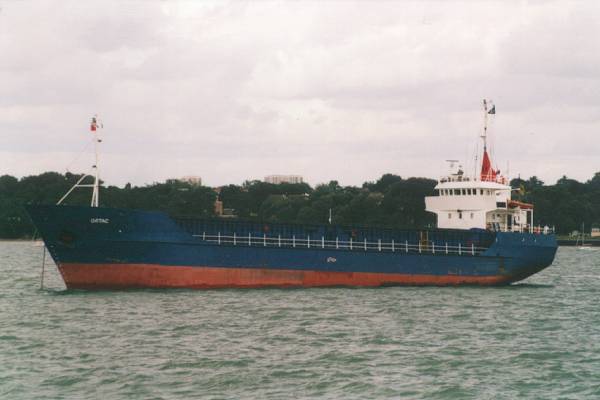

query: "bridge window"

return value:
[454, 189, 460, 195]
[480, 189, 484, 195]
[459, 212, 463, 219]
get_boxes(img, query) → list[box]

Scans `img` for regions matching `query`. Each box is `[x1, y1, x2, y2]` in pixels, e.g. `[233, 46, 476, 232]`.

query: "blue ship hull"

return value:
[26, 205, 557, 289]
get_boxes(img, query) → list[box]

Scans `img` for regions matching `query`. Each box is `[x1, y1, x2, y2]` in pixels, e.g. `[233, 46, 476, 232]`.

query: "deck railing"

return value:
[490, 223, 555, 235]
[192, 233, 488, 256]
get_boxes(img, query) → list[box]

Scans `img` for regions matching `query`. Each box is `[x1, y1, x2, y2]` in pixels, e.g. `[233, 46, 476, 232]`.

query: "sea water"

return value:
[1, 242, 599, 399]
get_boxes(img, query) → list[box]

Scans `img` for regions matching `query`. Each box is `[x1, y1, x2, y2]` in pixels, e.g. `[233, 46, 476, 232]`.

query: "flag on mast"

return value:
[90, 115, 103, 132]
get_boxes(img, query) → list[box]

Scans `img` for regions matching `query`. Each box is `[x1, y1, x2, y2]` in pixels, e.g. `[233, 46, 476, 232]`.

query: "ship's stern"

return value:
[483, 231, 558, 284]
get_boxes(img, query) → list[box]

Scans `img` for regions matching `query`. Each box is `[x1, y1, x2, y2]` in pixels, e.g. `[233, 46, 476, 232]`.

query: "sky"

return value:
[1, 0, 599, 188]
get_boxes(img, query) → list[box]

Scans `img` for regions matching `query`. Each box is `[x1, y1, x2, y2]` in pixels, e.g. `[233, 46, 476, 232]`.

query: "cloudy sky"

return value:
[1, 1, 599, 187]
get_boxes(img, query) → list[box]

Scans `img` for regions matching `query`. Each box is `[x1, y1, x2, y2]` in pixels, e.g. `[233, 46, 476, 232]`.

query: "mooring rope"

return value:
[40, 246, 46, 290]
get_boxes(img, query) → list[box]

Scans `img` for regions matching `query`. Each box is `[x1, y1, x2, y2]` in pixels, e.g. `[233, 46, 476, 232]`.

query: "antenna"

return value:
[483, 99, 495, 145]
[472, 138, 479, 179]
[481, 99, 488, 150]
[57, 115, 103, 207]
[445, 159, 459, 175]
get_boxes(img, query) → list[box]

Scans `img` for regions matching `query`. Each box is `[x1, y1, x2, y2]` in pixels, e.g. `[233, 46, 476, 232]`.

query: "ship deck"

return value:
[173, 217, 497, 257]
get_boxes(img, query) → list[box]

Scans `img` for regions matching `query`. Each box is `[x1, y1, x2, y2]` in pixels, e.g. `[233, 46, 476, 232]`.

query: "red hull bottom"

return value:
[57, 263, 511, 289]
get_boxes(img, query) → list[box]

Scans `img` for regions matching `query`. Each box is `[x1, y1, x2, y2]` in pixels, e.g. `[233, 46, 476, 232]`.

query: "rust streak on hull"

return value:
[58, 263, 512, 289]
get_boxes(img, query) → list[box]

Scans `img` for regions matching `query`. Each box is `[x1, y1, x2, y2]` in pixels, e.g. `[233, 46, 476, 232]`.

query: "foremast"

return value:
[57, 115, 103, 207]
[90, 116, 101, 207]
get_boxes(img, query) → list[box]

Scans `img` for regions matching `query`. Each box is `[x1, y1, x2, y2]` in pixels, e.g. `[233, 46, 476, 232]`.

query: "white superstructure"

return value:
[425, 169, 532, 232]
[425, 100, 534, 232]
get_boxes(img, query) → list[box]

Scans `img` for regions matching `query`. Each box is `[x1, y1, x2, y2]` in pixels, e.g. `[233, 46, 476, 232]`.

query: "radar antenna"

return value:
[445, 159, 459, 174]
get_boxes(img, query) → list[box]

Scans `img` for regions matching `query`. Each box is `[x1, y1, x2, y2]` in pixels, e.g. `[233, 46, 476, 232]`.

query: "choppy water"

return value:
[1, 242, 599, 399]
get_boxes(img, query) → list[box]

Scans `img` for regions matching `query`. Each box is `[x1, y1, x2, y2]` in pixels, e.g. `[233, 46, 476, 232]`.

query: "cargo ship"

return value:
[27, 103, 557, 289]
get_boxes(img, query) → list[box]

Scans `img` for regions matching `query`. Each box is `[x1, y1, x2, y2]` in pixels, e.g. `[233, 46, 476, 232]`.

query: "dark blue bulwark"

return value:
[26, 205, 557, 284]
[173, 216, 496, 250]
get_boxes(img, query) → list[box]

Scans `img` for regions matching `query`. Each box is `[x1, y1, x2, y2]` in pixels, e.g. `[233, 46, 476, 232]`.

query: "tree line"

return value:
[0, 171, 598, 238]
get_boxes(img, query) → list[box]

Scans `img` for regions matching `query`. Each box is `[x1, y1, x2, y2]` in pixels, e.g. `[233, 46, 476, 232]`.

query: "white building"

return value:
[264, 175, 304, 184]
[180, 176, 202, 186]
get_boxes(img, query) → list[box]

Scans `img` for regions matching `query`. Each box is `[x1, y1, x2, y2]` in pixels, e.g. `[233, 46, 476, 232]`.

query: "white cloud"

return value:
[0, 0, 599, 188]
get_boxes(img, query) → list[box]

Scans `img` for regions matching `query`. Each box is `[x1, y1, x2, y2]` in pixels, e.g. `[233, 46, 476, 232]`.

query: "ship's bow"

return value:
[25, 204, 191, 289]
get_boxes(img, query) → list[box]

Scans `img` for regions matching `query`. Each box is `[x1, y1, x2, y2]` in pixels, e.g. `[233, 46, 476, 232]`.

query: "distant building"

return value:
[264, 175, 304, 184]
[592, 227, 600, 238]
[180, 176, 202, 186]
